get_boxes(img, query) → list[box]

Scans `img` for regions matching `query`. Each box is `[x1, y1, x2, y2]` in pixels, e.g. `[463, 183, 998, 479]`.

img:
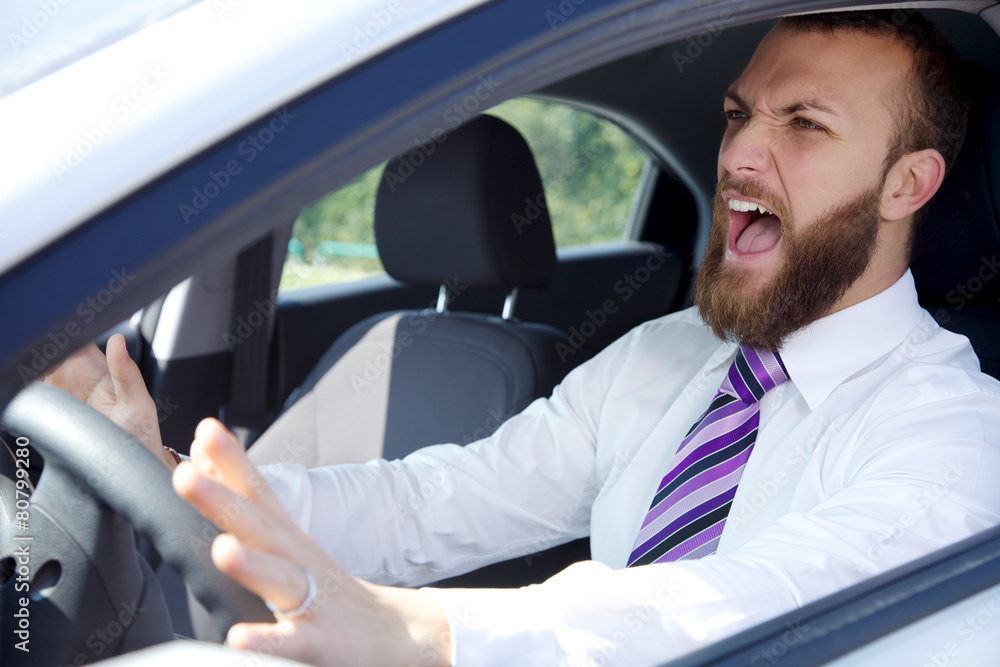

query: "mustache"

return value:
[716, 174, 789, 221]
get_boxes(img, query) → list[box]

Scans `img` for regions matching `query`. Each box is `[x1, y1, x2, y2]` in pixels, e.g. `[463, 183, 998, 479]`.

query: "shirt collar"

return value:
[777, 269, 925, 410]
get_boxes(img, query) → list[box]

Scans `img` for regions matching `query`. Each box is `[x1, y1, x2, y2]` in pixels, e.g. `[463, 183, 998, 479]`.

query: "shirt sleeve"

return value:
[257, 324, 644, 586]
[421, 389, 1000, 666]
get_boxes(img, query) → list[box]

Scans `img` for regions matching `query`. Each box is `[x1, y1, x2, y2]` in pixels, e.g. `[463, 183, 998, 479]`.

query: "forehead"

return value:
[729, 26, 914, 121]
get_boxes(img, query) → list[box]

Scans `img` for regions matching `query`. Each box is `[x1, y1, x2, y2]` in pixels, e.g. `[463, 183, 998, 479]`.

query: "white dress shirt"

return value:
[260, 270, 1000, 666]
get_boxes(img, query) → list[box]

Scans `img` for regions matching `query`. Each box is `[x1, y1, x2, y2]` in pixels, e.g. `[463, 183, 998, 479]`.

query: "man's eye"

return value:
[724, 110, 748, 121]
[794, 117, 823, 131]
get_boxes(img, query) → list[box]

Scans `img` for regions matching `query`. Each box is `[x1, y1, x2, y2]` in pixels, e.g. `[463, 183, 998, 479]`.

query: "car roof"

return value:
[0, 0, 489, 277]
[3, 1, 1000, 664]
[2, 0, 998, 404]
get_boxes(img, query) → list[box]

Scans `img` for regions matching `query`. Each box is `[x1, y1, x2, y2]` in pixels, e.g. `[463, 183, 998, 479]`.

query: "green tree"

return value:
[281, 98, 648, 290]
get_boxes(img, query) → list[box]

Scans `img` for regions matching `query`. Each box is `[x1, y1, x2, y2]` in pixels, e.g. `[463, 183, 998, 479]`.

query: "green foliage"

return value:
[280, 166, 385, 290]
[280, 98, 648, 290]
[488, 98, 647, 248]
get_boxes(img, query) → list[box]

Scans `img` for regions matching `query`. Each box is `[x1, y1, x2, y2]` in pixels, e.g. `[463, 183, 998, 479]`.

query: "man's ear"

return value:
[879, 148, 946, 222]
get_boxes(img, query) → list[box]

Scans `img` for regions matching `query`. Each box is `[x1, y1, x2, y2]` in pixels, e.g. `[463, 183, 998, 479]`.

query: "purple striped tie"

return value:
[627, 346, 789, 566]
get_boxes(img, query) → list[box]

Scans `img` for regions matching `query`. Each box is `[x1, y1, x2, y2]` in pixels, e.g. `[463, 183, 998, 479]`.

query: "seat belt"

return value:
[219, 234, 275, 447]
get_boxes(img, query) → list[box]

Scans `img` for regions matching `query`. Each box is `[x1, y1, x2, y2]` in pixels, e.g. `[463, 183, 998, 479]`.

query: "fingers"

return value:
[227, 620, 319, 664]
[175, 437, 449, 666]
[173, 458, 308, 562]
[212, 533, 310, 614]
[190, 418, 284, 513]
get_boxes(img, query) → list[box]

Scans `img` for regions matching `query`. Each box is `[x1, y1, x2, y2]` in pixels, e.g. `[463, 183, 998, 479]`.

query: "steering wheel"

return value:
[0, 382, 273, 665]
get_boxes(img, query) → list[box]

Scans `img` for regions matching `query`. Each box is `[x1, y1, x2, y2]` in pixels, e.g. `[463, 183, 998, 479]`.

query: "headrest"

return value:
[911, 62, 1000, 307]
[374, 115, 556, 290]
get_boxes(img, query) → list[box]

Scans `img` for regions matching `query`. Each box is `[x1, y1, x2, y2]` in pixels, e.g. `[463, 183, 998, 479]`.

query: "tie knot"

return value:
[724, 346, 789, 403]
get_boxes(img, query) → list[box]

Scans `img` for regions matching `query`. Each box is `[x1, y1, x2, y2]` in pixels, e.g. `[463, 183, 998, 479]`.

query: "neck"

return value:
[826, 218, 911, 316]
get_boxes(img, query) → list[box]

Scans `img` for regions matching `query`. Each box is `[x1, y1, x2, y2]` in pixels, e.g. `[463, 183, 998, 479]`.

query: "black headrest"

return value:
[374, 115, 556, 290]
[911, 62, 1000, 307]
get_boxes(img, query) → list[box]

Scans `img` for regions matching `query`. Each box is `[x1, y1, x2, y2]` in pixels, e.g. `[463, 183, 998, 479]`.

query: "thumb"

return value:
[105, 334, 148, 406]
[105, 333, 167, 459]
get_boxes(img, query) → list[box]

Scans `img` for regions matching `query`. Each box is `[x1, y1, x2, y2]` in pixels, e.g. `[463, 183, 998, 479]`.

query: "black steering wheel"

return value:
[0, 382, 272, 665]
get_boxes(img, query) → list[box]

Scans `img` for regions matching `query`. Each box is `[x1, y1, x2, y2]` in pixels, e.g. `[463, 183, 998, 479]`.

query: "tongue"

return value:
[736, 216, 781, 253]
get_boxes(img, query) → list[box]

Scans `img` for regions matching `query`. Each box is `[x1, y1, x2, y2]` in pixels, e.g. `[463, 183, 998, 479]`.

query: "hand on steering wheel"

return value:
[32, 337, 452, 666]
[175, 418, 452, 666]
[40, 334, 175, 469]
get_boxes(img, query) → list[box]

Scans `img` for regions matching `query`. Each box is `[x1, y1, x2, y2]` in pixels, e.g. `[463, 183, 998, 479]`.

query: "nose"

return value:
[717, 116, 774, 178]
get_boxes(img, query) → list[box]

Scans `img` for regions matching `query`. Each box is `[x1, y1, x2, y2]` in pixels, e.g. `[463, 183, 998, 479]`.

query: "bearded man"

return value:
[44, 9, 1000, 667]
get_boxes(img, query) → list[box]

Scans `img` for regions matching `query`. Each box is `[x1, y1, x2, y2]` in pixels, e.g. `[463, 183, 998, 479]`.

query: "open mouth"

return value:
[727, 198, 782, 256]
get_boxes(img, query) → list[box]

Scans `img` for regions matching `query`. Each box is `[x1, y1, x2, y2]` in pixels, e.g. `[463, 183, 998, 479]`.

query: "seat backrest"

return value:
[249, 116, 593, 587]
[250, 115, 587, 466]
[910, 62, 1000, 380]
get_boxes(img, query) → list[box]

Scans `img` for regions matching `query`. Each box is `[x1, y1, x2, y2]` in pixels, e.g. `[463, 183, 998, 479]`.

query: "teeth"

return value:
[728, 199, 772, 216]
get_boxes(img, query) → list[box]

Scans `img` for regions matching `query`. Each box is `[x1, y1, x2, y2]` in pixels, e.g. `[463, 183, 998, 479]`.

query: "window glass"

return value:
[280, 99, 649, 291]
[280, 165, 385, 291]
[487, 98, 648, 248]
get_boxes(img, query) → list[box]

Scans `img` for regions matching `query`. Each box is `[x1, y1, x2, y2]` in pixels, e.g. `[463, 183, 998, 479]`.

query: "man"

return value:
[44, 10, 1000, 666]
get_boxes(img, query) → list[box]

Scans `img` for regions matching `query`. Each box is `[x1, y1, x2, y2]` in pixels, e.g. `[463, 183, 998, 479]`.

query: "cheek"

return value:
[776, 143, 876, 221]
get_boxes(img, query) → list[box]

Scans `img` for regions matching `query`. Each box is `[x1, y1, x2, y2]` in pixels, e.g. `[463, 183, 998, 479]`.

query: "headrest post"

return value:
[436, 284, 449, 313]
[502, 288, 519, 321]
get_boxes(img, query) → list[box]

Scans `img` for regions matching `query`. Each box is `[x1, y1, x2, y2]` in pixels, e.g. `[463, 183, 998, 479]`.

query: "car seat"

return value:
[910, 62, 1000, 380]
[249, 115, 592, 586]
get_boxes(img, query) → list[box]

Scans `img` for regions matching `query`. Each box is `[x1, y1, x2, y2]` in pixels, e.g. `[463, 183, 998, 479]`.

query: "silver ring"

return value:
[266, 567, 317, 619]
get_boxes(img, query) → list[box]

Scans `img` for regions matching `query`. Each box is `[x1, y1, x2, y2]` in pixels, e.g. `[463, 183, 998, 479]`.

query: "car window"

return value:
[489, 98, 648, 248]
[281, 165, 384, 290]
[279, 98, 649, 291]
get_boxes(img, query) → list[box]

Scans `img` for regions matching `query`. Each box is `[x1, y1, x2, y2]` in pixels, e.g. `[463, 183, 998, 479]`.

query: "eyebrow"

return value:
[778, 100, 839, 117]
[724, 89, 840, 117]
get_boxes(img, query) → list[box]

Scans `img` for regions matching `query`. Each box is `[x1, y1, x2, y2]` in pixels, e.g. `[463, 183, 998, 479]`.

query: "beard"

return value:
[692, 175, 881, 352]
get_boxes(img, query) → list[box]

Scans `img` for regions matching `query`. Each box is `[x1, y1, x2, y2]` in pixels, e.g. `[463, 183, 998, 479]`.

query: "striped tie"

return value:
[627, 346, 789, 566]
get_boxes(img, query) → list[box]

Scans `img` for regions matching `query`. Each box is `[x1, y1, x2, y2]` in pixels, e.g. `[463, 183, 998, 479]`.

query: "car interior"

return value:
[126, 7, 1000, 644]
[2, 3, 1000, 664]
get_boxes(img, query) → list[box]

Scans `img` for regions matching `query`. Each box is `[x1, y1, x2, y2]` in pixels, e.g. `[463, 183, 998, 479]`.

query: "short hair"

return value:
[778, 10, 969, 226]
